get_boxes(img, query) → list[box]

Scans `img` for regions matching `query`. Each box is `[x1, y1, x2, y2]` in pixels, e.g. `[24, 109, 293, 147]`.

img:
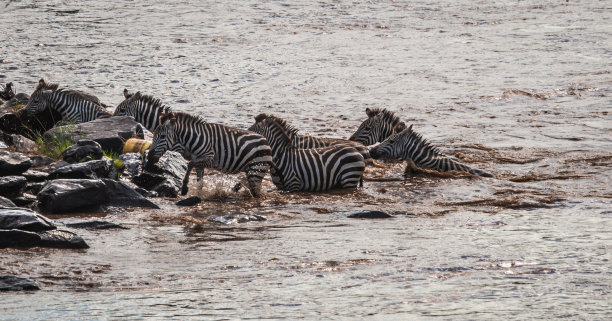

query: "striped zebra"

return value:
[23, 79, 111, 123]
[145, 112, 273, 197]
[248, 115, 365, 192]
[113, 89, 171, 131]
[370, 125, 493, 177]
[349, 108, 407, 146]
[253, 113, 371, 160]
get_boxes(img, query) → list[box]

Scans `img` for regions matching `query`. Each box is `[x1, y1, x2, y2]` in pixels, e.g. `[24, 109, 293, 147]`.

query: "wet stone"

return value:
[11, 193, 37, 208]
[0, 150, 31, 176]
[0, 195, 16, 207]
[62, 219, 128, 230]
[29, 155, 54, 168]
[62, 140, 103, 164]
[102, 179, 159, 209]
[25, 182, 46, 196]
[37, 179, 109, 213]
[0, 275, 40, 291]
[0, 208, 56, 232]
[347, 211, 393, 219]
[118, 153, 142, 178]
[208, 214, 267, 225]
[38, 230, 89, 249]
[0, 175, 27, 198]
[47, 158, 114, 180]
[22, 170, 49, 182]
[0, 229, 41, 248]
[176, 196, 202, 206]
[134, 151, 187, 198]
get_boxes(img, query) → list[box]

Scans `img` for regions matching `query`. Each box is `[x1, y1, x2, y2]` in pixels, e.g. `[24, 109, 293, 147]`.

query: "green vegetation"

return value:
[34, 123, 76, 160]
[103, 150, 125, 179]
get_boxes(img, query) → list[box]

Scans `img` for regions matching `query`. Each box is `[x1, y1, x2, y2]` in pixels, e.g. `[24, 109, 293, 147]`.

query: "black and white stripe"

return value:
[370, 125, 492, 177]
[349, 108, 407, 146]
[248, 116, 365, 192]
[253, 113, 371, 160]
[23, 79, 111, 123]
[146, 112, 273, 197]
[113, 89, 171, 131]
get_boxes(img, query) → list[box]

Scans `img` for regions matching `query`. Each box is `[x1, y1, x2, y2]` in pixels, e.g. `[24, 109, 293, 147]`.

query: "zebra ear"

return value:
[37, 79, 46, 90]
[133, 91, 141, 99]
[365, 108, 375, 117]
[159, 112, 175, 125]
[123, 88, 132, 99]
[254, 113, 268, 123]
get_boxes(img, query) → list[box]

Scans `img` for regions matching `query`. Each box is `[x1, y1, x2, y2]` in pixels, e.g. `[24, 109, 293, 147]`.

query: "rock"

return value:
[0, 175, 27, 198]
[0, 140, 7, 149]
[29, 155, 54, 168]
[61, 140, 103, 164]
[47, 158, 114, 180]
[118, 153, 142, 178]
[0, 275, 40, 291]
[0, 229, 42, 248]
[37, 179, 109, 213]
[11, 193, 37, 207]
[0, 150, 31, 176]
[133, 151, 187, 198]
[25, 182, 46, 195]
[347, 211, 393, 219]
[38, 230, 89, 249]
[61, 219, 128, 230]
[208, 214, 267, 225]
[48, 160, 70, 171]
[3, 134, 37, 154]
[176, 196, 202, 206]
[0, 196, 16, 207]
[101, 179, 159, 209]
[43, 116, 145, 155]
[0, 208, 56, 232]
[0, 108, 62, 140]
[22, 170, 49, 182]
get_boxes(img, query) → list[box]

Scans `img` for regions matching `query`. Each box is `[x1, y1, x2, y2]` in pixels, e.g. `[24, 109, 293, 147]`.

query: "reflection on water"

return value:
[1, 0, 611, 319]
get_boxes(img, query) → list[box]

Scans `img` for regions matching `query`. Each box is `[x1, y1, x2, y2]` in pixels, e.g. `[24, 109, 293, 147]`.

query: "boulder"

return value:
[176, 196, 202, 206]
[25, 182, 46, 196]
[347, 211, 393, 219]
[11, 193, 37, 208]
[208, 214, 267, 225]
[0, 150, 31, 176]
[133, 151, 187, 198]
[0, 275, 40, 291]
[118, 153, 142, 178]
[61, 140, 103, 164]
[29, 155, 54, 168]
[1, 134, 37, 154]
[47, 158, 115, 180]
[43, 116, 145, 155]
[0, 229, 42, 248]
[0, 175, 27, 198]
[37, 179, 109, 213]
[101, 179, 159, 209]
[0, 196, 16, 207]
[0, 108, 62, 140]
[38, 230, 89, 249]
[0, 208, 56, 232]
[22, 170, 49, 182]
[61, 218, 128, 230]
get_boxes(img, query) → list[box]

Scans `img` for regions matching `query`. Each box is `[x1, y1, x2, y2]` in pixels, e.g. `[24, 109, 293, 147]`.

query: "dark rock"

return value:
[48, 160, 70, 171]
[118, 153, 142, 178]
[0, 275, 40, 291]
[47, 158, 114, 180]
[29, 155, 54, 168]
[347, 211, 393, 219]
[38, 230, 89, 249]
[208, 214, 267, 225]
[0, 195, 16, 207]
[133, 151, 187, 198]
[0, 175, 27, 198]
[37, 179, 109, 213]
[0, 108, 63, 141]
[176, 196, 202, 206]
[22, 170, 49, 182]
[101, 179, 159, 209]
[11, 193, 37, 207]
[0, 150, 31, 176]
[25, 182, 46, 195]
[43, 116, 145, 155]
[0, 208, 56, 232]
[1, 134, 37, 154]
[0, 229, 42, 248]
[61, 140, 103, 164]
[62, 219, 128, 230]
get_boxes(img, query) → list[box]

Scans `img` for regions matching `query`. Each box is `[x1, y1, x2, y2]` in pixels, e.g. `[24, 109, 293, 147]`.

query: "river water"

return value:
[1, 0, 611, 319]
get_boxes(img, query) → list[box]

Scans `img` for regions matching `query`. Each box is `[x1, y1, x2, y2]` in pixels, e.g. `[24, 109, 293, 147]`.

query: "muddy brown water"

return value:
[1, 1, 611, 319]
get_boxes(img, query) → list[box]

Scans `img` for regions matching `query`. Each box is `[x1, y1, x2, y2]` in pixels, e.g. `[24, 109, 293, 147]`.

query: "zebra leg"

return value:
[181, 162, 195, 196]
[245, 162, 269, 198]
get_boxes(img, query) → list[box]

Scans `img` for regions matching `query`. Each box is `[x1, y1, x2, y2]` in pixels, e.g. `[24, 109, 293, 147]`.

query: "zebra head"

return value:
[23, 79, 58, 117]
[349, 108, 407, 146]
[249, 113, 296, 150]
[145, 112, 176, 169]
[369, 125, 414, 160]
[113, 90, 141, 117]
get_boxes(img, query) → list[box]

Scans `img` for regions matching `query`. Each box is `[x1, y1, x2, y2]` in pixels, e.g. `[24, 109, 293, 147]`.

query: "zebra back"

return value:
[370, 125, 492, 177]
[349, 108, 407, 146]
[114, 90, 171, 131]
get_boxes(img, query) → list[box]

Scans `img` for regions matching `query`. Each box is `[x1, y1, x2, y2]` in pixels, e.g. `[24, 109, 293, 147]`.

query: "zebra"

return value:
[253, 113, 371, 160]
[23, 79, 112, 123]
[145, 112, 273, 197]
[369, 125, 493, 177]
[113, 89, 171, 132]
[349, 108, 407, 146]
[0, 82, 15, 101]
[248, 115, 365, 192]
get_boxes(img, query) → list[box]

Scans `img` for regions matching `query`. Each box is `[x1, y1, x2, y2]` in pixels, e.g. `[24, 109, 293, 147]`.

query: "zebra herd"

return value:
[19, 79, 492, 197]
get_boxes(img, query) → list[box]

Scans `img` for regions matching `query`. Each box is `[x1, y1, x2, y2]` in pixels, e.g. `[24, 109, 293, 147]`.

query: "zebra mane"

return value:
[401, 124, 444, 156]
[167, 111, 207, 126]
[54, 88, 103, 105]
[36, 79, 59, 92]
[133, 93, 170, 112]
[257, 114, 299, 145]
[366, 108, 406, 131]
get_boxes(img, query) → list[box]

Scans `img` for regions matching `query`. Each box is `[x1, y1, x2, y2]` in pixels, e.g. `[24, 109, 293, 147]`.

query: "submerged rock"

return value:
[61, 140, 103, 164]
[62, 218, 128, 230]
[347, 211, 393, 219]
[38, 230, 89, 249]
[102, 179, 159, 209]
[0, 175, 27, 198]
[0, 208, 56, 232]
[0, 229, 41, 248]
[176, 196, 202, 206]
[43, 116, 145, 155]
[208, 214, 267, 225]
[0, 150, 31, 176]
[37, 179, 109, 213]
[0, 275, 40, 291]
[133, 151, 187, 198]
